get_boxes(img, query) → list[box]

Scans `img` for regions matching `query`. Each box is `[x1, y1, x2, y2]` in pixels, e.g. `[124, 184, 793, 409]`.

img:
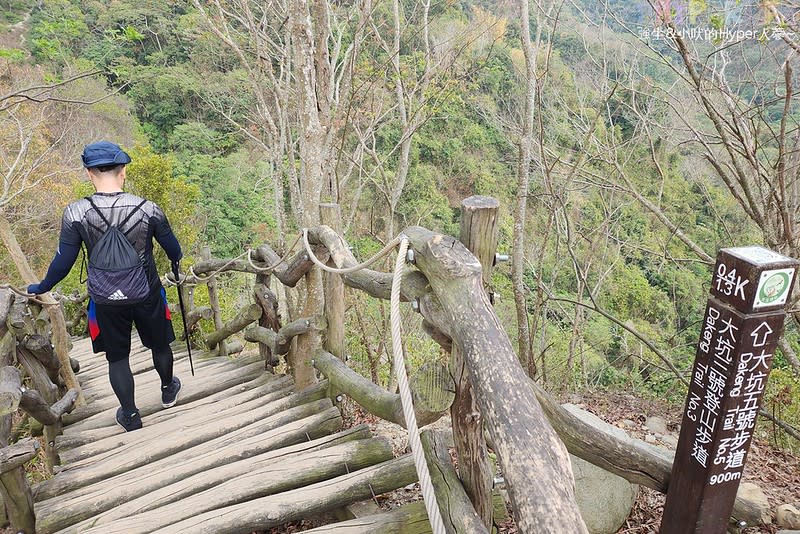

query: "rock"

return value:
[777, 531, 800, 534]
[736, 482, 772, 525]
[777, 504, 800, 529]
[659, 434, 679, 449]
[645, 416, 668, 434]
[563, 404, 639, 534]
[570, 455, 638, 534]
[621, 419, 635, 428]
[644, 434, 657, 444]
[345, 500, 381, 518]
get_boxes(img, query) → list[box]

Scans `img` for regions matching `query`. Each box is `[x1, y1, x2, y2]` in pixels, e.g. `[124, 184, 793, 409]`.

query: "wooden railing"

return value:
[0, 289, 79, 533]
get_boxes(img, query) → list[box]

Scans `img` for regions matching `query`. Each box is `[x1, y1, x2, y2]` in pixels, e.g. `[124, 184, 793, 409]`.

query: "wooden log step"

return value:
[75, 438, 395, 534]
[72, 339, 249, 384]
[62, 360, 266, 429]
[36, 408, 348, 531]
[74, 352, 252, 407]
[74, 343, 153, 382]
[58, 378, 296, 464]
[75, 347, 260, 395]
[34, 383, 330, 500]
[145, 454, 418, 534]
[65, 364, 266, 433]
[303, 501, 432, 533]
[55, 373, 290, 451]
[61, 366, 278, 440]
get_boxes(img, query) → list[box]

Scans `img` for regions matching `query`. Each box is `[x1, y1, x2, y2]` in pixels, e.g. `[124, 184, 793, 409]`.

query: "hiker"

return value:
[27, 141, 183, 432]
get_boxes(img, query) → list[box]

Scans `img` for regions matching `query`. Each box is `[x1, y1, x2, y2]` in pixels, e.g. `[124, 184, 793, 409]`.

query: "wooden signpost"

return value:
[661, 246, 798, 533]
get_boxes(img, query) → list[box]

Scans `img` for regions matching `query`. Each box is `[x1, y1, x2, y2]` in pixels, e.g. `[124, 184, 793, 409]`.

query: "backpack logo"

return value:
[108, 289, 128, 301]
[85, 197, 151, 306]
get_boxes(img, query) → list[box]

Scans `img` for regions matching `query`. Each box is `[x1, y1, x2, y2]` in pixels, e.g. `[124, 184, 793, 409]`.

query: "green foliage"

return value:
[29, 0, 88, 64]
[175, 150, 278, 258]
[0, 47, 25, 61]
[0, 0, 33, 24]
[760, 367, 800, 453]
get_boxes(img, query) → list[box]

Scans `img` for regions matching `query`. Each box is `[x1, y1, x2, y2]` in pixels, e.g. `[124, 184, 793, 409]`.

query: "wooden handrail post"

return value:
[455, 195, 499, 527]
[202, 246, 228, 358]
[320, 203, 345, 362]
[292, 267, 324, 390]
[0, 365, 35, 533]
[320, 203, 345, 402]
[253, 273, 280, 371]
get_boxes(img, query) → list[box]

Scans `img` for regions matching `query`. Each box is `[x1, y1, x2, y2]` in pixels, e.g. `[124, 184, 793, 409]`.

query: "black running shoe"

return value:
[161, 376, 181, 408]
[115, 407, 142, 432]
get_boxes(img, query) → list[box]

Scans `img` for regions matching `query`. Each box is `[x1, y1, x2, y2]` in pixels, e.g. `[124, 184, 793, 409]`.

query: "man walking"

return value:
[28, 141, 183, 432]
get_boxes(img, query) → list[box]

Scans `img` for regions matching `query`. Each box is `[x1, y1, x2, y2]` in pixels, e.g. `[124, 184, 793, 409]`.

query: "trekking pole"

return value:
[172, 260, 194, 376]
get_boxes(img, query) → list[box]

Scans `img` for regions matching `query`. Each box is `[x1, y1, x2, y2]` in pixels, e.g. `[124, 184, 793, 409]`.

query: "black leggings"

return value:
[108, 347, 174, 412]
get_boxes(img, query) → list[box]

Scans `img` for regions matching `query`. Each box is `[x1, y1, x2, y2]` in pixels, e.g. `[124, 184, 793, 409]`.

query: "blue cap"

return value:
[81, 141, 132, 168]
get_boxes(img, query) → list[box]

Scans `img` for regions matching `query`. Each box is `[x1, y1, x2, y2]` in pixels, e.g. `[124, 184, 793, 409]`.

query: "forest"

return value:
[1, 0, 800, 529]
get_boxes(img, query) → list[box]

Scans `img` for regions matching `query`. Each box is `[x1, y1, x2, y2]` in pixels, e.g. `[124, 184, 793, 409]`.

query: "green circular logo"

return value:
[759, 272, 790, 304]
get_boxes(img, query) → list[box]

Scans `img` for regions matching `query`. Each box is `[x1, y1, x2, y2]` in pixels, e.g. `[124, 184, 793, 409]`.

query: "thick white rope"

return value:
[302, 228, 402, 274]
[391, 236, 446, 534]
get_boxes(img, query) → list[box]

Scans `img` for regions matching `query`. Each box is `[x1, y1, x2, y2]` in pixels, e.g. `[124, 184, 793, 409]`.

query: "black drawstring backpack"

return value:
[84, 197, 150, 305]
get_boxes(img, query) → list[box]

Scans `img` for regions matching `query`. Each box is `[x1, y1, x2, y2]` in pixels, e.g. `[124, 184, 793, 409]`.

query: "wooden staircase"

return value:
[33, 337, 421, 533]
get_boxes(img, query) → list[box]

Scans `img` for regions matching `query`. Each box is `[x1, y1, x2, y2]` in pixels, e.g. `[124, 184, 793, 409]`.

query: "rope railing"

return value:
[301, 228, 402, 274]
[390, 236, 446, 534]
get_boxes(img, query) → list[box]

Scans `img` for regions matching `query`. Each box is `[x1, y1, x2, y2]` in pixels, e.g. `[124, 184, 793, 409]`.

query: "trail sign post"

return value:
[661, 246, 798, 533]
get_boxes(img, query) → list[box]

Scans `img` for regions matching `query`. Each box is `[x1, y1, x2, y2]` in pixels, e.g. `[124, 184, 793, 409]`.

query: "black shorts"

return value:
[88, 286, 176, 362]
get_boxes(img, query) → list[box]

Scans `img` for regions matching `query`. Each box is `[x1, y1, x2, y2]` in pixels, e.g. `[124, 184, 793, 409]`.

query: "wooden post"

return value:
[404, 225, 587, 533]
[454, 195, 499, 527]
[661, 246, 799, 533]
[202, 246, 228, 358]
[0, 367, 34, 534]
[177, 283, 196, 342]
[254, 273, 277, 369]
[320, 203, 345, 362]
[292, 267, 324, 390]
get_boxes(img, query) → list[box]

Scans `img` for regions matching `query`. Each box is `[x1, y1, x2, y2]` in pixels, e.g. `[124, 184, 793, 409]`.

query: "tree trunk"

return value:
[320, 204, 345, 364]
[513, 0, 537, 377]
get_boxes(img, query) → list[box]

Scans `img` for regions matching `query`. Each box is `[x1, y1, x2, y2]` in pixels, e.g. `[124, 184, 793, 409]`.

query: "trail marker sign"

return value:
[660, 246, 797, 533]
